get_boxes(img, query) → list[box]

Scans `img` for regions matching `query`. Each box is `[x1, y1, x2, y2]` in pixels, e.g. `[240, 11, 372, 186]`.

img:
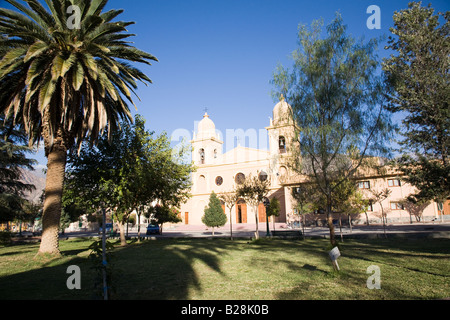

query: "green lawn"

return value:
[0, 237, 449, 300]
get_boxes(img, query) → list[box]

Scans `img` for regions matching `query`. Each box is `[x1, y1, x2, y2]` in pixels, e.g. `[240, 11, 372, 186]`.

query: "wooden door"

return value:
[258, 203, 266, 223]
[443, 200, 450, 215]
[236, 202, 247, 223]
[185, 212, 189, 225]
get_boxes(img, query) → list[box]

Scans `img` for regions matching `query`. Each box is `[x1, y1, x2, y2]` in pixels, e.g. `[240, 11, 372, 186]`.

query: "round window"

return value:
[259, 170, 268, 181]
[235, 172, 246, 184]
[215, 176, 223, 186]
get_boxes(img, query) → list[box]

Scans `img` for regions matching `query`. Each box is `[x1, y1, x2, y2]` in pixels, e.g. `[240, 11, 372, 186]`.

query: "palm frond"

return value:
[0, 0, 157, 154]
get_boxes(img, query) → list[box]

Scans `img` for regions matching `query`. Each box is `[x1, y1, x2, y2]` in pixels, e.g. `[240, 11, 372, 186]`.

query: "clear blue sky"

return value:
[4, 0, 448, 167]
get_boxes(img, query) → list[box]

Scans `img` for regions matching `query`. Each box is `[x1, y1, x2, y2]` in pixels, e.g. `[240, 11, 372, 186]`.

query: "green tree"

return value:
[219, 190, 239, 240]
[0, 0, 157, 255]
[236, 174, 270, 239]
[383, 2, 449, 204]
[65, 115, 192, 245]
[149, 205, 182, 234]
[0, 115, 36, 225]
[0, 116, 36, 195]
[401, 197, 430, 223]
[292, 184, 318, 237]
[266, 197, 280, 233]
[202, 191, 227, 236]
[271, 14, 394, 246]
[369, 187, 392, 237]
[331, 178, 366, 240]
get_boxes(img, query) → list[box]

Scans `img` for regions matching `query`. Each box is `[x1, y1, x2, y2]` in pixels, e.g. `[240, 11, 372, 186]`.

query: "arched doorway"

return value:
[236, 199, 247, 224]
[258, 202, 267, 223]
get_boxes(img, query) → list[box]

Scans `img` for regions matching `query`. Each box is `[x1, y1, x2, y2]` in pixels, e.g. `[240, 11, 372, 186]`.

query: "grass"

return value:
[0, 237, 449, 300]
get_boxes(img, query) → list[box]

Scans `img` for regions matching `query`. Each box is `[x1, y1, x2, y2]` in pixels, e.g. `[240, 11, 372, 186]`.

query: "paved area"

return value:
[161, 222, 450, 239]
[60, 222, 450, 240]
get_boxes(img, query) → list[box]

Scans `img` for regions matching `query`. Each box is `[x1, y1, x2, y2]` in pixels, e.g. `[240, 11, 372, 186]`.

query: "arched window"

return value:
[214, 149, 218, 159]
[199, 148, 205, 164]
[198, 175, 206, 192]
[279, 136, 286, 154]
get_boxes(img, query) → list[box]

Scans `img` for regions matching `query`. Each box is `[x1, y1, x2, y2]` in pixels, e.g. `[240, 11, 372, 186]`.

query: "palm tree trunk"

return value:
[38, 141, 67, 255]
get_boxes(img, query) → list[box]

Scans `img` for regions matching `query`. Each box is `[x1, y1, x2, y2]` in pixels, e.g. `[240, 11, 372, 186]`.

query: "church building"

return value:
[179, 99, 448, 227]
[179, 98, 297, 226]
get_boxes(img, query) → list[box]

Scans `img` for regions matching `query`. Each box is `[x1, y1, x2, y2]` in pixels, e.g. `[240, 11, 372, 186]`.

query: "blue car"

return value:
[99, 223, 113, 234]
[146, 224, 161, 235]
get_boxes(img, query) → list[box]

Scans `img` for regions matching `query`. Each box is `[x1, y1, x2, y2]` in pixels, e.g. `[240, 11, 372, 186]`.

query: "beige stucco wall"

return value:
[179, 102, 447, 227]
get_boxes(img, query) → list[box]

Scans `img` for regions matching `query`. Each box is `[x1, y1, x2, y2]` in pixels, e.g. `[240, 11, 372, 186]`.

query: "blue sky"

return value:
[3, 0, 449, 167]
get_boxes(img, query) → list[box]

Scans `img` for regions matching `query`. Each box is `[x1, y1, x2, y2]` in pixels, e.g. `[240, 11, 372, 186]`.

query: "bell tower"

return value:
[191, 112, 223, 165]
[266, 96, 299, 183]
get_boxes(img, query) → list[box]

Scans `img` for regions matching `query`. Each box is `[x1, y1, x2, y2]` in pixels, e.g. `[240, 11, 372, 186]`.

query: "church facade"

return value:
[179, 99, 448, 227]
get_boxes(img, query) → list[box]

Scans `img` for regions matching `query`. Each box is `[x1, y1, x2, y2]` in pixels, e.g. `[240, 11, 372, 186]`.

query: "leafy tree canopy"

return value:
[271, 13, 394, 246]
[64, 114, 193, 244]
[202, 191, 227, 232]
[383, 1, 450, 203]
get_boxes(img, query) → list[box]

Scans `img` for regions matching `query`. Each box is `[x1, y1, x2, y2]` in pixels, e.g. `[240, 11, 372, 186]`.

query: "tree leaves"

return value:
[383, 2, 450, 202]
[65, 115, 194, 226]
[272, 13, 394, 246]
[202, 192, 227, 230]
[24, 41, 48, 63]
[0, 0, 157, 154]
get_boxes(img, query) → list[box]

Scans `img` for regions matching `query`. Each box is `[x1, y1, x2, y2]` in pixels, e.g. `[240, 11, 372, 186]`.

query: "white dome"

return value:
[273, 96, 293, 125]
[197, 113, 217, 139]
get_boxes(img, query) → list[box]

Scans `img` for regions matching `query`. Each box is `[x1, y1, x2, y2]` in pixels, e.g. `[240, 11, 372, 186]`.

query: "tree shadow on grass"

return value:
[2, 237, 447, 300]
[275, 238, 450, 300]
[111, 238, 229, 299]
[0, 255, 91, 300]
[0, 238, 233, 300]
[339, 238, 450, 278]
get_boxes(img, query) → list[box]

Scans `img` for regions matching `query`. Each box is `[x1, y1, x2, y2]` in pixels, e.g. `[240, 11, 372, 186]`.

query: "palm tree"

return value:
[0, 0, 157, 255]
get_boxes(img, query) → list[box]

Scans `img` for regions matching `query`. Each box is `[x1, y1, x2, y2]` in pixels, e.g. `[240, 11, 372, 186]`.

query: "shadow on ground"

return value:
[0, 237, 449, 300]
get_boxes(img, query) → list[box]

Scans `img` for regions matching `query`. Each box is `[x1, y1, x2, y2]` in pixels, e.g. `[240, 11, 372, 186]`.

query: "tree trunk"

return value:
[301, 214, 306, 239]
[380, 205, 387, 238]
[327, 199, 336, 247]
[254, 205, 259, 240]
[228, 207, 234, 241]
[117, 221, 127, 246]
[38, 142, 67, 256]
[137, 211, 141, 242]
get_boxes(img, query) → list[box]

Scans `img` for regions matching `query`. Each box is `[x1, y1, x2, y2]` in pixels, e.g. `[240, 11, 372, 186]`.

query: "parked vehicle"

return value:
[146, 224, 161, 235]
[99, 223, 113, 234]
